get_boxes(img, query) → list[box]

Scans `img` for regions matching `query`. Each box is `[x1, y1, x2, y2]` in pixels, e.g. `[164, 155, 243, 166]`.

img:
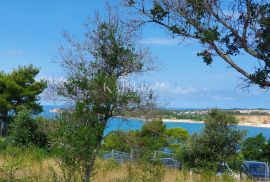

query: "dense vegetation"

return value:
[1, 1, 270, 181]
[0, 108, 269, 181]
[0, 65, 47, 136]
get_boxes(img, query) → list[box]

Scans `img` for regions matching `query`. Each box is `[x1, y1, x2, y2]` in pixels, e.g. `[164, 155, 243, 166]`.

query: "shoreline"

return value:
[162, 118, 270, 128]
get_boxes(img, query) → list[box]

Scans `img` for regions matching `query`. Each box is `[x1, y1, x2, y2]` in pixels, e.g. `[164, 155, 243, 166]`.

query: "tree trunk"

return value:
[0, 121, 3, 137]
[83, 149, 98, 182]
[0, 114, 9, 137]
[83, 115, 110, 182]
[0, 118, 8, 137]
[84, 136, 103, 182]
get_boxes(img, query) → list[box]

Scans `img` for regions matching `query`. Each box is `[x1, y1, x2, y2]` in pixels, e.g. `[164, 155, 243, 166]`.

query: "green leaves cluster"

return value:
[128, 0, 270, 87]
[183, 109, 246, 170]
[0, 65, 47, 135]
[102, 119, 189, 153]
[51, 103, 103, 181]
[150, 2, 168, 21]
[197, 50, 213, 65]
[56, 11, 153, 181]
[8, 109, 48, 148]
[241, 133, 270, 162]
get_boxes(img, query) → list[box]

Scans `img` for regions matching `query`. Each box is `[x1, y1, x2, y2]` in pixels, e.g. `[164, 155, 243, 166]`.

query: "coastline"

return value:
[162, 118, 270, 128]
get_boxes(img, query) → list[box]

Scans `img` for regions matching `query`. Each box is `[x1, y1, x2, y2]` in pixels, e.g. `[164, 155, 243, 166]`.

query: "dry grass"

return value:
[92, 159, 252, 182]
[0, 150, 253, 182]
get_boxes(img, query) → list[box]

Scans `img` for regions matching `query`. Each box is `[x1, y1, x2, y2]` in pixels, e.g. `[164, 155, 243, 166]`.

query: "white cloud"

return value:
[140, 37, 183, 46]
[140, 37, 196, 46]
[173, 86, 197, 94]
[7, 50, 25, 56]
[151, 81, 197, 95]
[151, 81, 171, 91]
[213, 95, 235, 101]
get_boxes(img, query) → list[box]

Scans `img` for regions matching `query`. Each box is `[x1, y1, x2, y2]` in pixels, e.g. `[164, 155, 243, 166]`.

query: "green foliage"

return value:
[241, 133, 266, 161]
[227, 153, 245, 171]
[8, 109, 48, 148]
[0, 65, 47, 136]
[102, 130, 139, 153]
[241, 133, 270, 162]
[183, 109, 246, 170]
[0, 137, 9, 151]
[125, 161, 165, 182]
[51, 103, 102, 181]
[128, 0, 270, 87]
[102, 120, 189, 161]
[197, 27, 220, 43]
[165, 128, 188, 144]
[165, 128, 188, 158]
[140, 119, 167, 150]
[197, 50, 214, 65]
[150, 2, 168, 21]
[157, 109, 207, 121]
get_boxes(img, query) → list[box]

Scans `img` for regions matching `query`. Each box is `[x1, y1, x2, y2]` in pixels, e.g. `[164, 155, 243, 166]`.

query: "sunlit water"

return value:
[42, 106, 270, 138]
[104, 118, 270, 138]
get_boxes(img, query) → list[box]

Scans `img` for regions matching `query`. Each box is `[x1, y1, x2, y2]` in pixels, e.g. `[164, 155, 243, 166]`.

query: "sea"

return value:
[42, 105, 270, 138]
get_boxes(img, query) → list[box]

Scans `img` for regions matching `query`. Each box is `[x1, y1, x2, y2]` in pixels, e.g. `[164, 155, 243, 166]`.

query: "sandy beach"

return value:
[162, 115, 270, 128]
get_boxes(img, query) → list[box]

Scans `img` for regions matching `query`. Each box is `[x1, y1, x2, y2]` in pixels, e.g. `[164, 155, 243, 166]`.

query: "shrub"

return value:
[8, 109, 48, 148]
[183, 109, 246, 170]
[102, 130, 139, 153]
[139, 119, 167, 150]
[240, 133, 270, 163]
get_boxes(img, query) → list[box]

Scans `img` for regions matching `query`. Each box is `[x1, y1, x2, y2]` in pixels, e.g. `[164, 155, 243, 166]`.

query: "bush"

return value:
[8, 109, 48, 148]
[139, 119, 167, 150]
[51, 106, 102, 182]
[183, 109, 246, 170]
[102, 130, 139, 153]
[0, 137, 8, 151]
[240, 133, 270, 163]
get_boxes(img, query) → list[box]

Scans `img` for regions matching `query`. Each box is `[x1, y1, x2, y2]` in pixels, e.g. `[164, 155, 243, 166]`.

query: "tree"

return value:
[0, 65, 47, 136]
[241, 133, 270, 162]
[52, 104, 102, 182]
[140, 119, 167, 150]
[102, 130, 139, 152]
[126, 0, 270, 88]
[9, 108, 48, 148]
[241, 133, 266, 161]
[54, 10, 154, 182]
[262, 138, 270, 162]
[183, 109, 246, 170]
[164, 128, 188, 152]
[165, 128, 189, 145]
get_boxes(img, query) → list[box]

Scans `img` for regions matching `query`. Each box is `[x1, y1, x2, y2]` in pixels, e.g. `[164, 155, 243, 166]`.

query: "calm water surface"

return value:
[41, 106, 270, 138]
[104, 118, 270, 138]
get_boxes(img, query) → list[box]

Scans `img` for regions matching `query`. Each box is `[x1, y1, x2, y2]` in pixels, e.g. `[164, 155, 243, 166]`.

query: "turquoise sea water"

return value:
[104, 118, 270, 138]
[42, 106, 270, 138]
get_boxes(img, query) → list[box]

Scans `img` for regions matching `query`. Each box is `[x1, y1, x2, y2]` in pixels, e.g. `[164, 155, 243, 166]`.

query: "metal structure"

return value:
[101, 148, 182, 169]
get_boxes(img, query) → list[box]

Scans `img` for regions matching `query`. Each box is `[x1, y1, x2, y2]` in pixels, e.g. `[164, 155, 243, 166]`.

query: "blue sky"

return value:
[0, 0, 269, 109]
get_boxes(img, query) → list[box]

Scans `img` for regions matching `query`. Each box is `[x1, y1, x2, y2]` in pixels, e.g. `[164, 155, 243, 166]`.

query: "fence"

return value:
[100, 148, 181, 168]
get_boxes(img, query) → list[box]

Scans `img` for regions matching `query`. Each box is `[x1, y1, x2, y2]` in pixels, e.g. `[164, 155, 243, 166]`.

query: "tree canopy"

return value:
[126, 0, 270, 88]
[53, 10, 154, 182]
[241, 133, 270, 162]
[0, 65, 47, 136]
[183, 109, 246, 169]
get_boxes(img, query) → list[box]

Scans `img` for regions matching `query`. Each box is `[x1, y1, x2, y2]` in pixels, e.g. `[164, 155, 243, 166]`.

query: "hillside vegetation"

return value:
[0, 146, 251, 182]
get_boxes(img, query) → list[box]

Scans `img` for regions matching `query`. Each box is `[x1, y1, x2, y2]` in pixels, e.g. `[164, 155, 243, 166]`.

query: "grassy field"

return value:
[0, 146, 253, 182]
